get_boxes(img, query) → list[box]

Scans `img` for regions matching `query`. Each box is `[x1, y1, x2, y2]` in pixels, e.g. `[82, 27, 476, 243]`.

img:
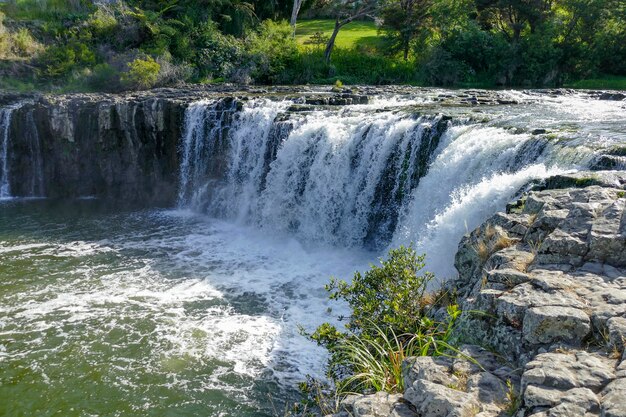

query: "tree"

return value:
[474, 0, 554, 43]
[290, 0, 305, 34]
[380, 0, 433, 60]
[317, 0, 380, 63]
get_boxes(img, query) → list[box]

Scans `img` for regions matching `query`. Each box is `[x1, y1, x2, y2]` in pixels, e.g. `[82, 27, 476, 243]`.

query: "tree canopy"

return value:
[0, 0, 624, 91]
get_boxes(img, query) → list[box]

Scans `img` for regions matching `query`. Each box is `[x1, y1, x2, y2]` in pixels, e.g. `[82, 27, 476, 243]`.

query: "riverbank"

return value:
[330, 171, 626, 417]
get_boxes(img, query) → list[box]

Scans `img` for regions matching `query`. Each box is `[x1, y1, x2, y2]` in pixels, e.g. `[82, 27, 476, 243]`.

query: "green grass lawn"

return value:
[566, 75, 626, 90]
[295, 19, 383, 50]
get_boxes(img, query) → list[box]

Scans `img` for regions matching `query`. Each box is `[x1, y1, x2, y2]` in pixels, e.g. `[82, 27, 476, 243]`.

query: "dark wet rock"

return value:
[599, 92, 626, 101]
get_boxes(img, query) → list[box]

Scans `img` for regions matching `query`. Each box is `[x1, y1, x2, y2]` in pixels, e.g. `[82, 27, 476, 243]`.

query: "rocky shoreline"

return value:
[331, 171, 626, 417]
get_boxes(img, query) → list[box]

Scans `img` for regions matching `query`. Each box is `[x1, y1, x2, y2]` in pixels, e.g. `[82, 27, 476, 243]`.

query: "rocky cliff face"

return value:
[332, 171, 626, 417]
[0, 87, 372, 204]
[5, 93, 187, 204]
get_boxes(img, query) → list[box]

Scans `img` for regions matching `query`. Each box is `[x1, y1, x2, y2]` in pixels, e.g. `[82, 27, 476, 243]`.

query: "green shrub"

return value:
[86, 63, 121, 91]
[306, 246, 462, 396]
[422, 24, 510, 86]
[12, 28, 43, 57]
[0, 12, 42, 59]
[38, 40, 96, 78]
[514, 28, 562, 87]
[248, 20, 299, 84]
[321, 246, 439, 336]
[195, 25, 247, 80]
[330, 49, 417, 85]
[0, 11, 9, 58]
[121, 56, 160, 89]
[0, 33, 10, 59]
[87, 7, 118, 39]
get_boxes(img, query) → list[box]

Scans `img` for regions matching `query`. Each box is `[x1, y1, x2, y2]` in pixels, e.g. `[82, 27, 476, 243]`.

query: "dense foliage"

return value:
[0, 0, 624, 91]
[301, 246, 461, 405]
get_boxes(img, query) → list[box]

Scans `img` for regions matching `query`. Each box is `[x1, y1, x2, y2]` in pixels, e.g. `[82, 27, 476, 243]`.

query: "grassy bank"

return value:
[566, 75, 626, 90]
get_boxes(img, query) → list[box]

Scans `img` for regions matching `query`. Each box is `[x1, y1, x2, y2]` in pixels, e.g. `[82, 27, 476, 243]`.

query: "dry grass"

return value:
[474, 240, 490, 262]
[473, 225, 517, 263]
[448, 369, 470, 392]
[492, 234, 517, 253]
[528, 239, 543, 256]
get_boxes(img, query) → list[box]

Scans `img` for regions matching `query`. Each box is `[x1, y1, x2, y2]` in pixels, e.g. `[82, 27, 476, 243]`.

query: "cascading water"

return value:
[0, 102, 44, 199]
[179, 98, 452, 249]
[178, 92, 623, 275]
[390, 125, 569, 278]
[0, 106, 14, 199]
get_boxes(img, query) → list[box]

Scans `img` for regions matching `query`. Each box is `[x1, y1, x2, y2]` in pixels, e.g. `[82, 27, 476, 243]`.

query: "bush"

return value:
[248, 20, 299, 84]
[121, 56, 160, 89]
[155, 56, 193, 86]
[87, 7, 118, 39]
[514, 28, 562, 86]
[86, 63, 121, 91]
[422, 24, 510, 86]
[38, 40, 96, 78]
[306, 246, 462, 397]
[195, 25, 247, 80]
[0, 13, 10, 59]
[594, 17, 626, 75]
[12, 28, 43, 57]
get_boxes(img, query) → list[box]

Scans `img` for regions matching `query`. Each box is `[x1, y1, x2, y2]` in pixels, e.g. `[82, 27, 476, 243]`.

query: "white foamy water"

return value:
[179, 92, 623, 262]
[390, 124, 572, 278]
[0, 204, 370, 415]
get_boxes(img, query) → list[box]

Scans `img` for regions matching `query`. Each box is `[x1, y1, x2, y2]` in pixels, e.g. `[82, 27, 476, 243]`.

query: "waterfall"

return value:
[177, 95, 616, 275]
[391, 125, 568, 278]
[178, 98, 455, 249]
[0, 106, 15, 199]
[0, 103, 44, 199]
[178, 98, 242, 209]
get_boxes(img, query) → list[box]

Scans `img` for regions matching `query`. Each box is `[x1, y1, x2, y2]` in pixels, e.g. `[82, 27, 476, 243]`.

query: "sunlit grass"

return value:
[295, 19, 383, 50]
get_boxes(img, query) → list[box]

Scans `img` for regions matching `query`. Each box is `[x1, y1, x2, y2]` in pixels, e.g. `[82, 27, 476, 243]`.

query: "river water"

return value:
[1, 90, 625, 416]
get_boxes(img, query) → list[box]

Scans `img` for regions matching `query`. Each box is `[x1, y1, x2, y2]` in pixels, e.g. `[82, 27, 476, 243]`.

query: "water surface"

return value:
[0, 199, 369, 416]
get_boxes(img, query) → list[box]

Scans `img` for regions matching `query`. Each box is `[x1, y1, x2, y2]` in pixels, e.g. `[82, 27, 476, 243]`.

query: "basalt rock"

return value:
[450, 171, 626, 416]
[331, 171, 626, 417]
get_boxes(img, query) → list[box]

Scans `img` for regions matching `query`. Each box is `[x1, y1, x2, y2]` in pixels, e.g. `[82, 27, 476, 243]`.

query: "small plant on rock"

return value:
[503, 379, 521, 416]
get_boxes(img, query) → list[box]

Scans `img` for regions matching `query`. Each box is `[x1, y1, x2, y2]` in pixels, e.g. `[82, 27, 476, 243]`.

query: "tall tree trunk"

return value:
[324, 19, 342, 64]
[403, 38, 410, 61]
[290, 0, 303, 36]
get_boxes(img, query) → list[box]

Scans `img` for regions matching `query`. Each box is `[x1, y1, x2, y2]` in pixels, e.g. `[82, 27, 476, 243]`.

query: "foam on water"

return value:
[0, 205, 370, 415]
[390, 124, 572, 277]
